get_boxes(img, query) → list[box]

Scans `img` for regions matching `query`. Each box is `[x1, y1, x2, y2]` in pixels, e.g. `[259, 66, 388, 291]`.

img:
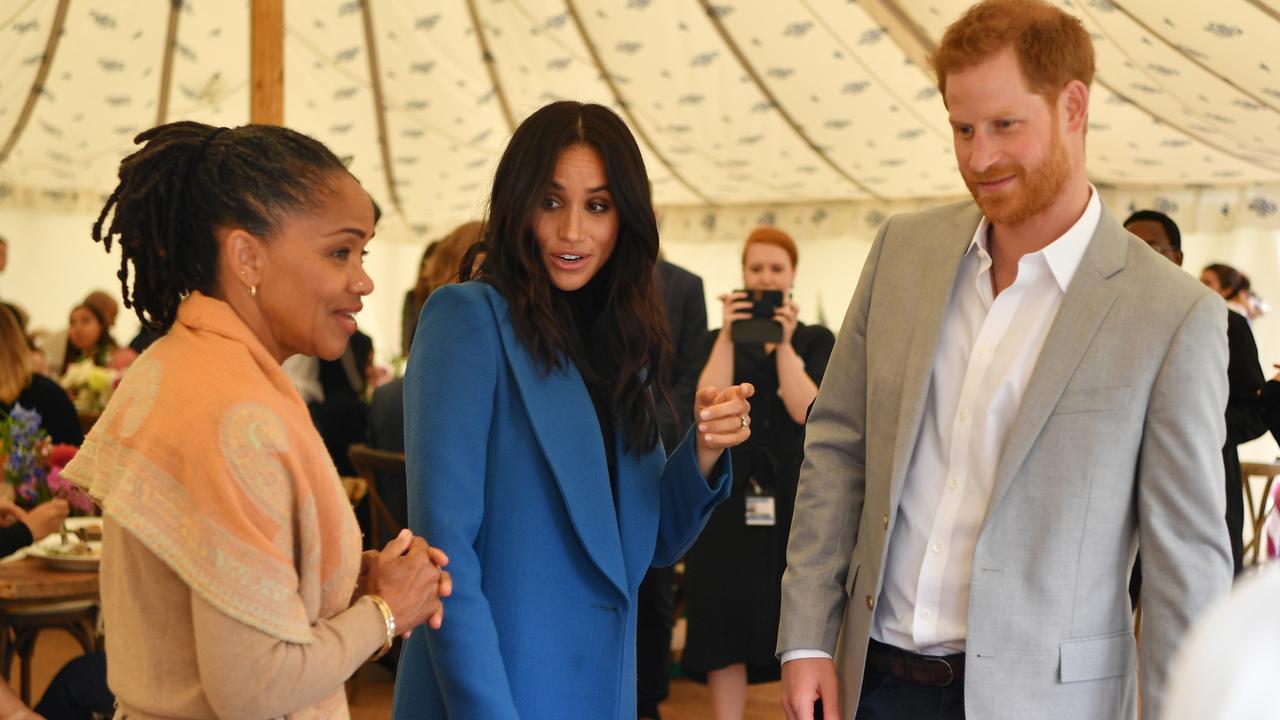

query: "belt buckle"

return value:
[921, 656, 955, 687]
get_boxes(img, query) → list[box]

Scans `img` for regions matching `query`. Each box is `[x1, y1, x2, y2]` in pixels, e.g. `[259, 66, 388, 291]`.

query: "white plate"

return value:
[28, 540, 101, 571]
[0, 517, 105, 565]
[62, 518, 102, 532]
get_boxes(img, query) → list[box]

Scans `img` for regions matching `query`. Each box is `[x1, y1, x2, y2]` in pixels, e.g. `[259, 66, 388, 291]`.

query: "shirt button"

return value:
[948, 478, 958, 489]
[932, 543, 942, 553]
[922, 609, 931, 617]
[866, 595, 875, 610]
[979, 345, 992, 356]
[958, 410, 971, 423]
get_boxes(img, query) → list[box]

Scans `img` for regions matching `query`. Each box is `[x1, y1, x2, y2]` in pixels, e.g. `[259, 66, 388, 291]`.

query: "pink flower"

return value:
[66, 489, 94, 514]
[46, 468, 68, 494]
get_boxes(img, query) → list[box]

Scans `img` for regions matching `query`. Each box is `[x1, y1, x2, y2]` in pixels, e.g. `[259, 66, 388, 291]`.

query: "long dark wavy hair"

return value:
[468, 101, 671, 455]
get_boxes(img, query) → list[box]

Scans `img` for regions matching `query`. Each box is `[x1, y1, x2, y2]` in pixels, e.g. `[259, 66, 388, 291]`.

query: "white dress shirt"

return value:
[782, 188, 1101, 663]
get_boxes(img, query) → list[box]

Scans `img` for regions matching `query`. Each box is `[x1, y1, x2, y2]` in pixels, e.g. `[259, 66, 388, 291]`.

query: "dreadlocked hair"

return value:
[92, 121, 349, 332]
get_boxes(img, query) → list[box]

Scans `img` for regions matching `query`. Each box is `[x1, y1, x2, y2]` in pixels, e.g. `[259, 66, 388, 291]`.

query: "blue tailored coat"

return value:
[391, 282, 732, 720]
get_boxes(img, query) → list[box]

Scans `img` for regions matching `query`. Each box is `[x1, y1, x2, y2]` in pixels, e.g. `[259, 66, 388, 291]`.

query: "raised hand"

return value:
[692, 382, 756, 478]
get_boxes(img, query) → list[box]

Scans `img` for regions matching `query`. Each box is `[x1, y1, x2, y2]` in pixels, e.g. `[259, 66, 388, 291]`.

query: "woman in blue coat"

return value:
[392, 101, 755, 719]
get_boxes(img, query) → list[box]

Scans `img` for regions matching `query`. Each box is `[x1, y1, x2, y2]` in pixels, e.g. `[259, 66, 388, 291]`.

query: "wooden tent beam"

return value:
[882, 0, 1280, 176]
[251, 0, 284, 125]
[563, 0, 714, 206]
[464, 0, 515, 134]
[858, 0, 936, 77]
[155, 0, 183, 126]
[1108, 1, 1280, 118]
[0, 0, 71, 166]
[359, 0, 402, 214]
[698, 0, 885, 201]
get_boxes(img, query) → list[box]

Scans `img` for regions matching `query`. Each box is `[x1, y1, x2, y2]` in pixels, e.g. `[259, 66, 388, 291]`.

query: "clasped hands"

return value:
[356, 529, 452, 636]
[693, 383, 756, 478]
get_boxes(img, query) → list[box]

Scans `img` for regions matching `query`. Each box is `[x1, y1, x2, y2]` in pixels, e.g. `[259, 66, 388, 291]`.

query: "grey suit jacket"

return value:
[779, 200, 1232, 719]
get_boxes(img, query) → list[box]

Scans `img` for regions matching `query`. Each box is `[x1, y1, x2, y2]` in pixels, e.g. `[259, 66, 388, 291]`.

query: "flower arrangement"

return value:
[0, 405, 94, 513]
[59, 358, 120, 413]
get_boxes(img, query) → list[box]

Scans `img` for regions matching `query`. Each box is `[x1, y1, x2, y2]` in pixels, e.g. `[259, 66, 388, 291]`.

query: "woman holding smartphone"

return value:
[684, 227, 835, 720]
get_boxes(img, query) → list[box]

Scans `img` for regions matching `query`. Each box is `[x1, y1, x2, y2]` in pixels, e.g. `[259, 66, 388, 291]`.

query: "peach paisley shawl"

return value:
[63, 292, 362, 655]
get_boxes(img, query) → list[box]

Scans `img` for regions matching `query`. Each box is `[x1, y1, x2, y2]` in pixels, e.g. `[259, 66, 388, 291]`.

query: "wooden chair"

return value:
[1240, 461, 1280, 565]
[76, 409, 100, 435]
[345, 444, 408, 698]
[0, 600, 97, 704]
[346, 444, 406, 550]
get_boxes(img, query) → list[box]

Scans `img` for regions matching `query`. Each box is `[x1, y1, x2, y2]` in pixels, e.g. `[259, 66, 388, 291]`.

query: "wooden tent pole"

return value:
[359, 0, 403, 214]
[563, 0, 715, 206]
[0, 0, 71, 166]
[251, 0, 284, 125]
[464, 0, 516, 133]
[698, 0, 885, 201]
[155, 0, 184, 126]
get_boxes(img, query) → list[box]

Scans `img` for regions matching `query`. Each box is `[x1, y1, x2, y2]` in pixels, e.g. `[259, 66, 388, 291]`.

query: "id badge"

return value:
[745, 495, 777, 526]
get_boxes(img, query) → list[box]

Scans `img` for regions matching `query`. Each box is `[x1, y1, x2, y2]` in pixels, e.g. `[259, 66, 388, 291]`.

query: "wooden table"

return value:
[0, 557, 100, 703]
[0, 557, 98, 603]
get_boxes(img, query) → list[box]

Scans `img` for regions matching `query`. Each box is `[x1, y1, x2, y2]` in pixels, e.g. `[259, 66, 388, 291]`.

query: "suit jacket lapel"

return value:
[986, 208, 1127, 515]
[886, 207, 980, 506]
[483, 291, 628, 597]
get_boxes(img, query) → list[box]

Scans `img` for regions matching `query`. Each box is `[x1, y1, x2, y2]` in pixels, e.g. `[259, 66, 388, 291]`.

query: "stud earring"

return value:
[250, 285, 258, 298]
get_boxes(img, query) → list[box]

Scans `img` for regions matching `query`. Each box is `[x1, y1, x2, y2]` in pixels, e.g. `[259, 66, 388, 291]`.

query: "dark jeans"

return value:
[35, 649, 114, 720]
[853, 663, 966, 720]
[636, 565, 675, 718]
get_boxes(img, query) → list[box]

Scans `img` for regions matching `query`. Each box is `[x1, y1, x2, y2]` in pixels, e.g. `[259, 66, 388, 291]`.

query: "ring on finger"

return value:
[740, 415, 749, 429]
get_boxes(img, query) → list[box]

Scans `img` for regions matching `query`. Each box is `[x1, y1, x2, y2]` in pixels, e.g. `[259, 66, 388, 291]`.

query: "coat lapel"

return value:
[613, 432, 663, 593]
[985, 208, 1127, 515]
[482, 290, 629, 597]
[886, 207, 981, 506]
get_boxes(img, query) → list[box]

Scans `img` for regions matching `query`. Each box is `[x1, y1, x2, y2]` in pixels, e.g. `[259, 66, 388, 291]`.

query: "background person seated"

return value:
[58, 300, 133, 377]
[0, 305, 82, 446]
[0, 499, 69, 558]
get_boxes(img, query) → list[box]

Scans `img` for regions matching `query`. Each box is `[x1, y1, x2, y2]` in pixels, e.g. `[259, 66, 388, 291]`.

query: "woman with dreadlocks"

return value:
[61, 121, 450, 719]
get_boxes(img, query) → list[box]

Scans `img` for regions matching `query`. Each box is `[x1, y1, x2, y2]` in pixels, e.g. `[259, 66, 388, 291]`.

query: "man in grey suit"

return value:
[778, 1, 1232, 719]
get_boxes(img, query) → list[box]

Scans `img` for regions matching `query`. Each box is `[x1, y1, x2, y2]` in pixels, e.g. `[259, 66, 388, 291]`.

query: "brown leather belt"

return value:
[866, 638, 965, 687]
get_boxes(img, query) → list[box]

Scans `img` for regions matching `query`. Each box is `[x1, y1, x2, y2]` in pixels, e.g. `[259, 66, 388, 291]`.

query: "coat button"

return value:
[866, 595, 875, 610]
[882, 513, 889, 529]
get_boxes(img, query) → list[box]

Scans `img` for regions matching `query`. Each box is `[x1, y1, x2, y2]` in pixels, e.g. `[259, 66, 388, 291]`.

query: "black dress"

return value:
[682, 322, 835, 683]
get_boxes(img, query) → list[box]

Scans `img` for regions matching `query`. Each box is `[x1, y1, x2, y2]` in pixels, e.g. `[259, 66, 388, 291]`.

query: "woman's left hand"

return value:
[774, 299, 799, 346]
[693, 383, 755, 478]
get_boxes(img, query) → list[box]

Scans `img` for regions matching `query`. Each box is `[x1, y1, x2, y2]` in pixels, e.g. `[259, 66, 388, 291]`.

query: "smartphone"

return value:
[731, 289, 785, 344]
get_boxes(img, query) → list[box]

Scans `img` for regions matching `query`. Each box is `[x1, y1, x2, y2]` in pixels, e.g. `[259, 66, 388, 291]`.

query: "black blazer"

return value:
[1226, 309, 1267, 446]
[656, 260, 707, 453]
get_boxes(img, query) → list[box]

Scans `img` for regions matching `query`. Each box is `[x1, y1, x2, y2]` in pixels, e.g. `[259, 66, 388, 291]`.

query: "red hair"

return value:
[932, 0, 1095, 102]
[742, 226, 798, 268]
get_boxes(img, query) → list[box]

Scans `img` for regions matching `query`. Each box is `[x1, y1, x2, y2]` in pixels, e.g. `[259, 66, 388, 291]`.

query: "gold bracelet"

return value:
[366, 594, 396, 661]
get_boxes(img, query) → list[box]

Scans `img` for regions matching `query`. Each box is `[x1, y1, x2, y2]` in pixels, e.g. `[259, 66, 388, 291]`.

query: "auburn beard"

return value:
[963, 131, 1071, 227]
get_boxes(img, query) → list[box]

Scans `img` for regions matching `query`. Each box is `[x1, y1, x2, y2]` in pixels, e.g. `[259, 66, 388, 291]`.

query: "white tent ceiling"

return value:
[0, 0, 1278, 240]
